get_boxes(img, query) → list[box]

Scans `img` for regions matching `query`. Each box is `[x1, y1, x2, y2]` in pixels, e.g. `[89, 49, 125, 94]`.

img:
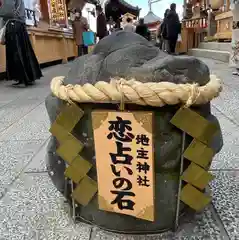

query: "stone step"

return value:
[188, 48, 230, 62]
[198, 42, 231, 52]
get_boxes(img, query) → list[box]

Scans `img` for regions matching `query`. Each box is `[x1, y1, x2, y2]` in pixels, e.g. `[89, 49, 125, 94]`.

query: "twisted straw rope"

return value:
[50, 75, 222, 107]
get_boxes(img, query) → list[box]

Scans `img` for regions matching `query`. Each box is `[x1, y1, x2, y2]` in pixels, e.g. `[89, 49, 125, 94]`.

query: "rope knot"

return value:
[115, 78, 130, 111]
[185, 83, 201, 108]
[64, 84, 74, 103]
[114, 78, 131, 91]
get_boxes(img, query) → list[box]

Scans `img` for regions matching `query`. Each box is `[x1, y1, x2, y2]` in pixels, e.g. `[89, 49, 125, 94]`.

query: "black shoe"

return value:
[12, 81, 22, 86]
[232, 71, 239, 76]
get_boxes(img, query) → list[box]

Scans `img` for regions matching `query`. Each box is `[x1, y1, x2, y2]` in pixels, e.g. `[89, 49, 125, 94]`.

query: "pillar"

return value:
[62, 36, 68, 64]
[206, 0, 211, 37]
[183, 0, 187, 19]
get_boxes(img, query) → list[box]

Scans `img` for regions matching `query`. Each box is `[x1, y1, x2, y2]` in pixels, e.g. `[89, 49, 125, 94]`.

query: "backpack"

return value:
[0, 0, 18, 18]
[161, 22, 167, 39]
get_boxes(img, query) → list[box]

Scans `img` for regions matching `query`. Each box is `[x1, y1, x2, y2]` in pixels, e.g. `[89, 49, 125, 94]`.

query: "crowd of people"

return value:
[0, 1, 181, 87]
[72, 3, 181, 56]
[122, 3, 181, 54]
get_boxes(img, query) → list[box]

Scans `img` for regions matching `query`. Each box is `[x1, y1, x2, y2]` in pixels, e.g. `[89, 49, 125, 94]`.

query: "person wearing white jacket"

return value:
[33, 1, 41, 23]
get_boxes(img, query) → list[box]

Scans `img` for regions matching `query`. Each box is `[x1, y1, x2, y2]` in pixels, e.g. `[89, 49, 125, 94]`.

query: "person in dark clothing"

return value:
[96, 5, 108, 40]
[113, 18, 121, 31]
[72, 10, 89, 56]
[157, 9, 170, 50]
[165, 3, 181, 54]
[0, 0, 42, 86]
[135, 18, 149, 40]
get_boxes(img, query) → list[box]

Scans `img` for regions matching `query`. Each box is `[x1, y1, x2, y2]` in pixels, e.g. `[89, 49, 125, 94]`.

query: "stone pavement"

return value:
[0, 58, 238, 240]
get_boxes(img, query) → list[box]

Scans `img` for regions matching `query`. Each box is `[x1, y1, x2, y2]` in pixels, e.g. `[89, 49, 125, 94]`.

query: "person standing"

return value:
[108, 16, 115, 34]
[123, 18, 135, 32]
[156, 9, 170, 51]
[33, 0, 41, 24]
[135, 18, 149, 40]
[96, 5, 108, 40]
[165, 3, 181, 54]
[113, 18, 122, 31]
[72, 10, 89, 57]
[0, 0, 42, 86]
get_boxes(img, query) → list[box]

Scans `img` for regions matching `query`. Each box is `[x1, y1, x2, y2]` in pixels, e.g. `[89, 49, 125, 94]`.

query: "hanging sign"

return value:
[92, 111, 155, 221]
[48, 0, 67, 26]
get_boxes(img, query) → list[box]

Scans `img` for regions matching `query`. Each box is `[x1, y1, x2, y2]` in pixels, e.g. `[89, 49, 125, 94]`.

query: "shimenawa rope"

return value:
[50, 75, 222, 107]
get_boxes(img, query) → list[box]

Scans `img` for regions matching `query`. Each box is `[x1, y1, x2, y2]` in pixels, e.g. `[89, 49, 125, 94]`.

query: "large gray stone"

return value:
[65, 31, 210, 85]
[45, 32, 223, 234]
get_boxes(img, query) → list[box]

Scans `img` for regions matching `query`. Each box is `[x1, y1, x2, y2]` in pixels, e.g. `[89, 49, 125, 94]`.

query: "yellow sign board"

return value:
[92, 111, 155, 221]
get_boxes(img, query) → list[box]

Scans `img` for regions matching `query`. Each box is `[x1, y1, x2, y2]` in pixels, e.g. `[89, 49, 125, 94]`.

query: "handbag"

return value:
[0, 22, 7, 45]
[83, 31, 95, 46]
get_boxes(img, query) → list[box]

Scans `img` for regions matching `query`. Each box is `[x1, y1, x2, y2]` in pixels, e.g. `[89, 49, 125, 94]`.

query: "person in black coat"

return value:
[96, 5, 108, 40]
[157, 9, 170, 50]
[165, 3, 181, 54]
[136, 18, 150, 40]
[0, 0, 42, 86]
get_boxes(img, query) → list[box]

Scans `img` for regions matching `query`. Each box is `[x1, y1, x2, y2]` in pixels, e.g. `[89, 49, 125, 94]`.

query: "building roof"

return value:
[117, 0, 140, 12]
[144, 11, 162, 24]
[105, 0, 140, 15]
[122, 12, 137, 19]
[104, 0, 140, 21]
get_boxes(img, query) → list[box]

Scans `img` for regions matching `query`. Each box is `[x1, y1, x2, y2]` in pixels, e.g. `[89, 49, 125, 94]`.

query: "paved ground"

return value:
[0, 58, 238, 240]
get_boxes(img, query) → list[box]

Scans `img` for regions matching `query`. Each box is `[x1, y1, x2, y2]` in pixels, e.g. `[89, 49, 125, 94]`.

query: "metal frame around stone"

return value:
[49, 103, 218, 228]
[174, 131, 186, 231]
[170, 107, 217, 214]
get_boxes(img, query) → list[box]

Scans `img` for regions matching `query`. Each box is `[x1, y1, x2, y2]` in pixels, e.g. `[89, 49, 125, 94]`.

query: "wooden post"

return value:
[207, 10, 212, 37]
[226, 0, 230, 12]
[205, 0, 211, 37]
[181, 25, 188, 52]
[74, 42, 78, 57]
[62, 36, 68, 64]
[188, 28, 194, 50]
[39, 0, 50, 22]
[30, 32, 36, 51]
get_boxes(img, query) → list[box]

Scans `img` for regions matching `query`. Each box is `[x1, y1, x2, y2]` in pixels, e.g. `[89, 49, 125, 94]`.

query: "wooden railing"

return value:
[181, 17, 208, 50]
